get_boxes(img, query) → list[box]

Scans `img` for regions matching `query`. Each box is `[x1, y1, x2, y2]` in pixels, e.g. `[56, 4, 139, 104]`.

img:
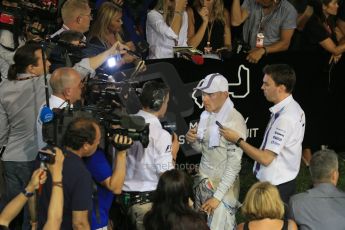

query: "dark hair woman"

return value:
[143, 169, 209, 230]
[302, 0, 345, 63]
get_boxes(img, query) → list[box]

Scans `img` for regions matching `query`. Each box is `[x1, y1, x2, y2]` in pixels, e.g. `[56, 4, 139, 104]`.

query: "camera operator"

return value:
[84, 133, 132, 230]
[48, 30, 86, 73]
[37, 117, 132, 230]
[121, 81, 180, 230]
[37, 67, 84, 149]
[50, 0, 92, 41]
[38, 117, 99, 230]
[36, 66, 133, 229]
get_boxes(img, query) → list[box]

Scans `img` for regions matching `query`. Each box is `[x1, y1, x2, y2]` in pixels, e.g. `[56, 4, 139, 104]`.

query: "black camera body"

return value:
[109, 125, 150, 148]
[37, 146, 56, 164]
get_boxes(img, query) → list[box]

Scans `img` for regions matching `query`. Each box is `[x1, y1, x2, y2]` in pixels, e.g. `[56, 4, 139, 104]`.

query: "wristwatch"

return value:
[235, 137, 244, 147]
[22, 188, 34, 198]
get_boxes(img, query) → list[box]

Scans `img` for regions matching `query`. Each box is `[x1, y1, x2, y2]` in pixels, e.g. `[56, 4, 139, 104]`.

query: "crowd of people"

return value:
[0, 0, 345, 229]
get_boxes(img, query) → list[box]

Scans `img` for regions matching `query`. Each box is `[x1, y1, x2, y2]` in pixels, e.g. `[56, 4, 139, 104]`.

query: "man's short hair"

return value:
[59, 30, 84, 44]
[50, 67, 80, 94]
[310, 149, 338, 184]
[61, 0, 90, 24]
[62, 117, 99, 151]
[263, 64, 296, 93]
[241, 181, 284, 220]
[140, 81, 169, 111]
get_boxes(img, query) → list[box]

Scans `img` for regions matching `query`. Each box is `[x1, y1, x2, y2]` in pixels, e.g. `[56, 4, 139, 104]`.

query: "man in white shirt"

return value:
[122, 81, 179, 230]
[146, 0, 188, 59]
[220, 64, 306, 204]
[50, 0, 92, 40]
[186, 73, 247, 230]
[37, 67, 83, 149]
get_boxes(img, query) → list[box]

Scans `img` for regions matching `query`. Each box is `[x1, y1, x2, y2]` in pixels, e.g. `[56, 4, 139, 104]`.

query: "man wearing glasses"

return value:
[50, 0, 92, 41]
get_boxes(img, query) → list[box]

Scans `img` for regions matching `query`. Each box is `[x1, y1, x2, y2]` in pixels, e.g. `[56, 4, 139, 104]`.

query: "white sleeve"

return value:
[264, 116, 293, 155]
[154, 130, 174, 174]
[146, 10, 178, 40]
[73, 58, 96, 79]
[213, 143, 243, 201]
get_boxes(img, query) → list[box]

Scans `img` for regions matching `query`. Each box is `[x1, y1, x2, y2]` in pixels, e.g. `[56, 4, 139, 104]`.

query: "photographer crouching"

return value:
[37, 117, 133, 230]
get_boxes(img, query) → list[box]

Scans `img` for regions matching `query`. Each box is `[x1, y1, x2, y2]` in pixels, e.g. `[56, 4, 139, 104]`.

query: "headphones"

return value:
[150, 88, 166, 111]
[141, 81, 167, 111]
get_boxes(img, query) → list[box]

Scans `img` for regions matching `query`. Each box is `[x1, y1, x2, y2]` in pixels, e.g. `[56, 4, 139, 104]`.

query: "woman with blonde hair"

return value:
[237, 182, 297, 230]
[146, 0, 188, 59]
[187, 0, 231, 53]
[85, 2, 137, 71]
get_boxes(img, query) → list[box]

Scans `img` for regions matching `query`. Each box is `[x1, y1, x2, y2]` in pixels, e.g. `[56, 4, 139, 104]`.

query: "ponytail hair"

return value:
[7, 41, 42, 81]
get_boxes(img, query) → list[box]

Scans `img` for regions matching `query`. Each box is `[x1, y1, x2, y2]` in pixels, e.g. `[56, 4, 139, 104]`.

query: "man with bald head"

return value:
[50, 0, 92, 40]
[37, 67, 83, 149]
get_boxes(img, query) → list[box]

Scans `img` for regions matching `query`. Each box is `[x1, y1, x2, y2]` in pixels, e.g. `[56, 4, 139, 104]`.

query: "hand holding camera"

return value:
[46, 147, 65, 182]
[26, 168, 47, 192]
[112, 134, 133, 151]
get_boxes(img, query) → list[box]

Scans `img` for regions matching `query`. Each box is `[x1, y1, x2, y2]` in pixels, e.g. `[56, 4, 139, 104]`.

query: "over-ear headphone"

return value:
[150, 88, 165, 111]
[140, 81, 167, 112]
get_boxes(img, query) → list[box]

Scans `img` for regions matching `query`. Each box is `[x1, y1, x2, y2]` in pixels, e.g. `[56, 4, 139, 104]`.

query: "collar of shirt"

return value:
[62, 24, 70, 31]
[50, 95, 68, 109]
[269, 94, 293, 114]
[16, 73, 38, 80]
[137, 109, 162, 128]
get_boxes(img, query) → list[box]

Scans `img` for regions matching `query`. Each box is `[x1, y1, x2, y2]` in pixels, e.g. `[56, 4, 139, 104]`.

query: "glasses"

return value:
[80, 13, 93, 20]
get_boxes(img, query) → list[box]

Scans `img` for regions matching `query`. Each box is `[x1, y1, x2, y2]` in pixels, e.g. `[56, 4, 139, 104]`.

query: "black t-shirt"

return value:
[302, 14, 337, 51]
[38, 150, 93, 230]
[192, 8, 225, 51]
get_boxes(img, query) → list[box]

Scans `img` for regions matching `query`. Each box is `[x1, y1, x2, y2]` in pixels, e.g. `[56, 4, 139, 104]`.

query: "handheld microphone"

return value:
[39, 106, 54, 123]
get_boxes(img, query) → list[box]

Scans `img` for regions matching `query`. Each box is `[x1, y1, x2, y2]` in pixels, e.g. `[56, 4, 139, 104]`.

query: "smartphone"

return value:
[215, 121, 223, 129]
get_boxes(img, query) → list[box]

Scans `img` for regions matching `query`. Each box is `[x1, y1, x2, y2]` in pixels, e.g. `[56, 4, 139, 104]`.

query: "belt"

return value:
[121, 191, 154, 207]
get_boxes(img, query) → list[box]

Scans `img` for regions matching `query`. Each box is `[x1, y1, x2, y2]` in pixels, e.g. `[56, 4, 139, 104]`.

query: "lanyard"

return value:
[258, 1, 281, 32]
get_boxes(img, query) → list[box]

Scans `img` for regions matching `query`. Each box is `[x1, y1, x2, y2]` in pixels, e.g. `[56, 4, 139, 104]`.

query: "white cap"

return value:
[194, 73, 229, 93]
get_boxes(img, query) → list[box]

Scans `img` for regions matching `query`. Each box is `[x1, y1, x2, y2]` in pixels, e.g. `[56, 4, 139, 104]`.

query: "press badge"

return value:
[256, 33, 264, 48]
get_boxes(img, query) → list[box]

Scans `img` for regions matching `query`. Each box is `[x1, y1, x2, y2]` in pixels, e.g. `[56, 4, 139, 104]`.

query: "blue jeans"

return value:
[1, 161, 35, 230]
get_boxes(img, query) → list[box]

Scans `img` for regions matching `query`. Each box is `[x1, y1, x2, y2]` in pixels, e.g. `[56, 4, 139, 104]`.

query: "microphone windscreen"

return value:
[191, 55, 204, 65]
[40, 106, 54, 123]
[120, 115, 146, 131]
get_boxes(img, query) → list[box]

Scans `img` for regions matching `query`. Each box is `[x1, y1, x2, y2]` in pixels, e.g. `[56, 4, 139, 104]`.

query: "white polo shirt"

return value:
[123, 110, 174, 192]
[255, 95, 305, 185]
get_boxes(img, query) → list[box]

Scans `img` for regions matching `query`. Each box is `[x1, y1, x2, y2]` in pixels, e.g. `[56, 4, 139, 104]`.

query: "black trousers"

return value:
[276, 178, 296, 205]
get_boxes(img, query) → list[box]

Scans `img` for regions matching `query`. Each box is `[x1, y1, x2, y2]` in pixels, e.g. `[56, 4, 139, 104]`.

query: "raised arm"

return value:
[0, 169, 46, 227]
[171, 0, 187, 36]
[43, 148, 65, 230]
[187, 6, 209, 48]
[101, 135, 132, 194]
[231, 0, 249, 26]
